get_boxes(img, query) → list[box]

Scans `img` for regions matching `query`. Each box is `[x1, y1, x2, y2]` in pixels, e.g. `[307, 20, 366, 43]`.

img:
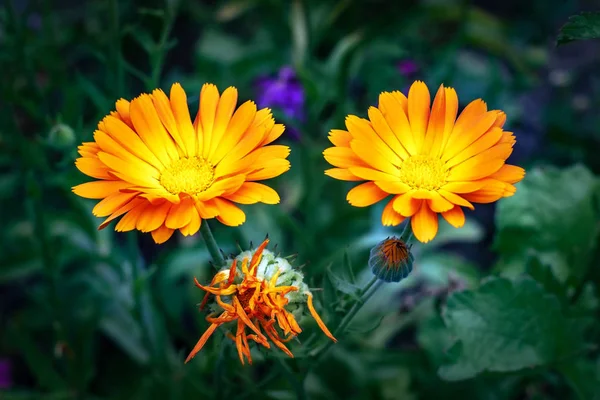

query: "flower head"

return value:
[73, 83, 290, 243]
[369, 237, 414, 282]
[256, 66, 305, 140]
[186, 239, 336, 365]
[323, 80, 525, 243]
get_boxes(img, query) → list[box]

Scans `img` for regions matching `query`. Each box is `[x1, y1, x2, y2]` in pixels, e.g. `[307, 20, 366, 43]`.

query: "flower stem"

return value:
[312, 275, 381, 361]
[400, 218, 413, 243]
[334, 275, 380, 336]
[199, 220, 225, 267]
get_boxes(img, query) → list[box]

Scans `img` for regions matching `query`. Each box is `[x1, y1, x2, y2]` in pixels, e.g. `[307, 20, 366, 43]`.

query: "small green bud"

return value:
[48, 123, 75, 148]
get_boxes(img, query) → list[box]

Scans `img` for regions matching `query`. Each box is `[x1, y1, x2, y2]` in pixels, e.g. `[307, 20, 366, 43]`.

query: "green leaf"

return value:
[557, 12, 600, 46]
[76, 74, 110, 113]
[342, 249, 356, 284]
[558, 358, 600, 400]
[439, 277, 588, 381]
[326, 264, 361, 301]
[7, 322, 68, 391]
[345, 314, 385, 334]
[196, 30, 246, 64]
[494, 165, 600, 284]
[289, 0, 308, 67]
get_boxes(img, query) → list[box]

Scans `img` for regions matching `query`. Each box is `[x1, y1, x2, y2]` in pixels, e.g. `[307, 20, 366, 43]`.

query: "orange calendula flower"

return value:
[186, 239, 336, 365]
[73, 83, 290, 243]
[323, 80, 525, 243]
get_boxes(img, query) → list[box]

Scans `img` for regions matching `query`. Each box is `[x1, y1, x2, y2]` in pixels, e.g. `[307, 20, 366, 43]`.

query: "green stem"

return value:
[312, 275, 381, 361]
[109, 0, 124, 96]
[200, 220, 225, 267]
[277, 358, 307, 400]
[148, 1, 177, 89]
[400, 218, 413, 243]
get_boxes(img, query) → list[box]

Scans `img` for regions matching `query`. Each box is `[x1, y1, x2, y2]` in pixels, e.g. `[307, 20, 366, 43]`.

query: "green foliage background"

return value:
[1, 0, 600, 399]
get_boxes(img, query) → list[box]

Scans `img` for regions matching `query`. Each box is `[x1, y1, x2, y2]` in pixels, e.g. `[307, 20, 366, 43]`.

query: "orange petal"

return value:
[381, 196, 406, 226]
[438, 189, 474, 210]
[185, 323, 220, 363]
[442, 205, 465, 228]
[428, 191, 454, 212]
[374, 180, 411, 195]
[324, 168, 362, 181]
[214, 198, 246, 226]
[169, 83, 196, 157]
[328, 129, 353, 147]
[136, 201, 171, 232]
[346, 182, 389, 207]
[72, 180, 131, 199]
[488, 164, 525, 184]
[367, 107, 410, 160]
[165, 197, 194, 229]
[411, 202, 438, 243]
[208, 86, 238, 160]
[392, 192, 422, 217]
[150, 223, 175, 244]
[348, 166, 399, 182]
[422, 84, 446, 155]
[407, 81, 431, 152]
[378, 92, 417, 155]
[307, 293, 337, 342]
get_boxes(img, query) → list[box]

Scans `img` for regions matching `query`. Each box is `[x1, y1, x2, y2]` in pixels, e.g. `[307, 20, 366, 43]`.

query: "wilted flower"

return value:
[323, 80, 525, 243]
[73, 83, 290, 243]
[186, 239, 336, 365]
[0, 358, 12, 389]
[256, 66, 305, 140]
[369, 237, 414, 282]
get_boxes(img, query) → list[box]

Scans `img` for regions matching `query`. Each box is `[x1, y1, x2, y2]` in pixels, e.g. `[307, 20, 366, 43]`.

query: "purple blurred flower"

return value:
[0, 359, 12, 389]
[256, 66, 305, 140]
[397, 59, 419, 76]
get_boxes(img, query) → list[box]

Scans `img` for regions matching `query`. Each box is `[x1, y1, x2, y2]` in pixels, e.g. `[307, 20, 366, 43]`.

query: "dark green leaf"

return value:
[558, 358, 600, 400]
[557, 12, 600, 46]
[7, 322, 68, 391]
[494, 165, 600, 284]
[326, 264, 361, 300]
[439, 277, 588, 381]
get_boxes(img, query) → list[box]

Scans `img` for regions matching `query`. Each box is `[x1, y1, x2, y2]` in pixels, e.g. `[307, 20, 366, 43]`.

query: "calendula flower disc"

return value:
[73, 83, 290, 243]
[186, 239, 336, 365]
[369, 237, 414, 282]
[323, 81, 525, 243]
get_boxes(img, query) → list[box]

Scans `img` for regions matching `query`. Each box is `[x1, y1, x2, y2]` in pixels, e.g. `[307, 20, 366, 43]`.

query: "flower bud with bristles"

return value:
[369, 237, 414, 282]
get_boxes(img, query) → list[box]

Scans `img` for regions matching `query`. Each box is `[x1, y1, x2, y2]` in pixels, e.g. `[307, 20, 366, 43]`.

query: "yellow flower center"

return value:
[398, 155, 448, 190]
[159, 157, 215, 195]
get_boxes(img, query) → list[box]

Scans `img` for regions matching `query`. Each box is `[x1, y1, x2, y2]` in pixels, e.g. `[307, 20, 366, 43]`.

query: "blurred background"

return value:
[1, 0, 600, 399]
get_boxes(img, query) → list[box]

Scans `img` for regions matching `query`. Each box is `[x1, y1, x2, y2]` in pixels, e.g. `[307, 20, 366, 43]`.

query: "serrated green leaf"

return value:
[439, 277, 588, 381]
[494, 165, 600, 284]
[557, 12, 600, 46]
[326, 264, 361, 300]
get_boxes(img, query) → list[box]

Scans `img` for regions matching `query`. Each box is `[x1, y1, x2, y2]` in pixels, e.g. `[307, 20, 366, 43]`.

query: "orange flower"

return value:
[185, 239, 336, 365]
[73, 83, 290, 243]
[323, 81, 525, 242]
